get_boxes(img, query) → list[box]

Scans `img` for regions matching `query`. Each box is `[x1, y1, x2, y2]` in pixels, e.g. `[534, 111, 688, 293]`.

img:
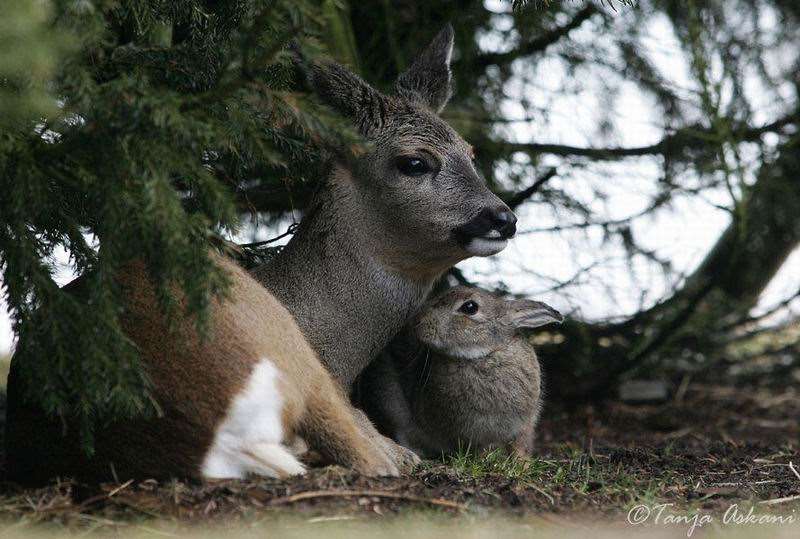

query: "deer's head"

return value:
[304, 25, 516, 276]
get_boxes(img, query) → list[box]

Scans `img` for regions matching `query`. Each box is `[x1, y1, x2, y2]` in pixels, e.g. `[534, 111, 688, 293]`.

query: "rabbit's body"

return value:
[405, 345, 541, 456]
[359, 287, 561, 457]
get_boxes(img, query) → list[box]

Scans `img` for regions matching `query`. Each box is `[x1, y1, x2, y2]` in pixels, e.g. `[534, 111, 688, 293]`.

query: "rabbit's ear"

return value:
[508, 300, 564, 330]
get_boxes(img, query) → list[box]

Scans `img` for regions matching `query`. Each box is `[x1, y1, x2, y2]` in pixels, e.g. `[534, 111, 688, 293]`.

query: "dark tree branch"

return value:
[720, 287, 800, 332]
[626, 280, 718, 366]
[448, 267, 473, 286]
[495, 114, 799, 161]
[506, 167, 558, 210]
[503, 141, 665, 160]
[722, 318, 798, 347]
[473, 5, 598, 68]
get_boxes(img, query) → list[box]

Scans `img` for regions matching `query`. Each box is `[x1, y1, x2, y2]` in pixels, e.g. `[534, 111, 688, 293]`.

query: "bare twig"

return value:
[106, 479, 135, 498]
[269, 489, 467, 511]
[759, 494, 800, 506]
[789, 462, 800, 482]
[238, 223, 299, 248]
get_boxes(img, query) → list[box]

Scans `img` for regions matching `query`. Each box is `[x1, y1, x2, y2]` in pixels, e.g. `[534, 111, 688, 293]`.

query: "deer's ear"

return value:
[508, 300, 564, 330]
[301, 58, 388, 136]
[395, 24, 454, 113]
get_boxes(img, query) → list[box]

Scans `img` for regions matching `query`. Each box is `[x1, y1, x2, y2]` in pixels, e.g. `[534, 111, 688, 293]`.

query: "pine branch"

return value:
[0, 0, 343, 449]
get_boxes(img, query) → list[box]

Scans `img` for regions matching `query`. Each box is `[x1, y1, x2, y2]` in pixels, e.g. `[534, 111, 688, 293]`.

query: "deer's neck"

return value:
[252, 170, 438, 389]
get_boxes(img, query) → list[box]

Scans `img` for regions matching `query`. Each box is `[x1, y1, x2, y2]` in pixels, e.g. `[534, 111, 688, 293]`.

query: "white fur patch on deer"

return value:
[201, 358, 304, 479]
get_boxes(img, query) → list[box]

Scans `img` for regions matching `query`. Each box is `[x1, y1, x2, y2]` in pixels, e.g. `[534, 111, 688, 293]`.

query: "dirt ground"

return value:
[0, 379, 798, 535]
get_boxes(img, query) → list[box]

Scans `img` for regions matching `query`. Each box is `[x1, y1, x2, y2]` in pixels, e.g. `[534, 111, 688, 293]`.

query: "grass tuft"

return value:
[425, 443, 673, 509]
[436, 446, 552, 482]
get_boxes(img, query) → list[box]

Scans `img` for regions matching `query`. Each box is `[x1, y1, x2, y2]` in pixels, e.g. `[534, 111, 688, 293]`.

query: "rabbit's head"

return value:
[413, 286, 563, 360]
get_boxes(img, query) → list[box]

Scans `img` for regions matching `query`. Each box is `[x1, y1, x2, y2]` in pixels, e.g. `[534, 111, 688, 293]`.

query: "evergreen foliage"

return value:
[0, 0, 353, 447]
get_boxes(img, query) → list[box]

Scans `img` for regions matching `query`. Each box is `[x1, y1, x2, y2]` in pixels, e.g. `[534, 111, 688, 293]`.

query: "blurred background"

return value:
[1, 0, 798, 408]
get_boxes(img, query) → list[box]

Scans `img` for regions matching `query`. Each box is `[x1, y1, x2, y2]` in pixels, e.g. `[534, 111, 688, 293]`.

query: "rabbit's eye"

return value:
[458, 300, 479, 315]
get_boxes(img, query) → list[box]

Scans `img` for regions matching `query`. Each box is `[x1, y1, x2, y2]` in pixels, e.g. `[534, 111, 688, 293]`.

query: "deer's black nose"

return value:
[490, 207, 517, 239]
[452, 206, 518, 247]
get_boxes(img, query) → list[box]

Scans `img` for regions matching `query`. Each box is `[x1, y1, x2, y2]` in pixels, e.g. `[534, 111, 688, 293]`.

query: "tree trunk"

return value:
[540, 138, 800, 402]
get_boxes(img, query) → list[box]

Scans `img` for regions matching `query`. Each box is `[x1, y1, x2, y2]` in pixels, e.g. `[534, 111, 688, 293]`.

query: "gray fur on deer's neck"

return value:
[252, 167, 439, 388]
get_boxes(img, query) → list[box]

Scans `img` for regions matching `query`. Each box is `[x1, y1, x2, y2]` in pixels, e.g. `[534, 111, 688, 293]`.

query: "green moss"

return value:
[0, 354, 8, 390]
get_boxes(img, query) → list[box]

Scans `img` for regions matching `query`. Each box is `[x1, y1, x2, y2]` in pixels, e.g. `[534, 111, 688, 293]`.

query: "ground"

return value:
[0, 366, 798, 536]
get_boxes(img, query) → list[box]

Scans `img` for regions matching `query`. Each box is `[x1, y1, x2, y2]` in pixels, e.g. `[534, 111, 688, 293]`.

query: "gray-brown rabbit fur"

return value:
[358, 286, 563, 457]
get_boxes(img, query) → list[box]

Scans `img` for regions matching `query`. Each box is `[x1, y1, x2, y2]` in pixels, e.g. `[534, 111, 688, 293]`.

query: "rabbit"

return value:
[357, 286, 563, 458]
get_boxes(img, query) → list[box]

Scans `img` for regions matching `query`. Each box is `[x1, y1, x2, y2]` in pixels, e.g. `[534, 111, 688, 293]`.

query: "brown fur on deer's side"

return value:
[5, 254, 390, 484]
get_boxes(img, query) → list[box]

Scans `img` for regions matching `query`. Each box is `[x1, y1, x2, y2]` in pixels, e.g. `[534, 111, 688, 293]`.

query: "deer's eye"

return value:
[458, 300, 479, 315]
[396, 156, 431, 176]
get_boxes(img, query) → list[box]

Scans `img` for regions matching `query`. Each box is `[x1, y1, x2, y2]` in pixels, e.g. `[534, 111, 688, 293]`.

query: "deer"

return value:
[5, 25, 517, 484]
